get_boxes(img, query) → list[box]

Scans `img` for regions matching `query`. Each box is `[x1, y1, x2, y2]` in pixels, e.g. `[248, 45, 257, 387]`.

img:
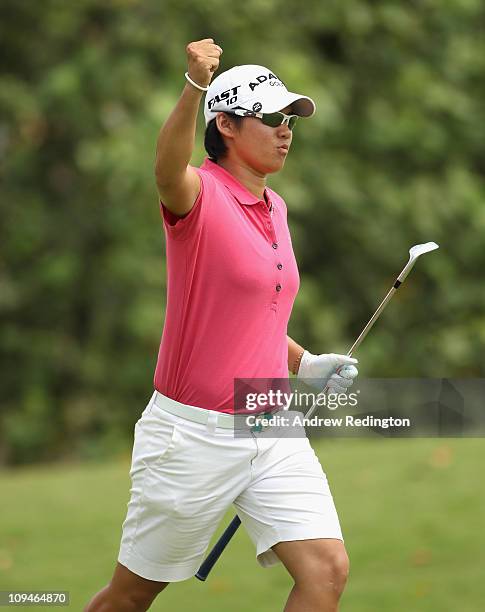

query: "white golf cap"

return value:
[203, 64, 316, 125]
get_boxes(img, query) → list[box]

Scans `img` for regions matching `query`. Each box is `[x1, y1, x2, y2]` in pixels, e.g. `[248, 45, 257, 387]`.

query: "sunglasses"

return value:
[230, 109, 299, 130]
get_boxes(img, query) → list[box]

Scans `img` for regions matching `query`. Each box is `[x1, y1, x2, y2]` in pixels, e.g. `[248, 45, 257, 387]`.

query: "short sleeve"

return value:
[160, 167, 214, 241]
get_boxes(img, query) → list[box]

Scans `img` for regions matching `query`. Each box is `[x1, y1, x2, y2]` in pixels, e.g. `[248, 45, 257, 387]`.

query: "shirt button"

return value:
[272, 242, 278, 249]
[277, 263, 283, 270]
[276, 284, 282, 292]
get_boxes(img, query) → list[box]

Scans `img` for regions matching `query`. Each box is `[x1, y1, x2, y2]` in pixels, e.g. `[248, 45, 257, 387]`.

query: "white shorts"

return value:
[117, 391, 343, 582]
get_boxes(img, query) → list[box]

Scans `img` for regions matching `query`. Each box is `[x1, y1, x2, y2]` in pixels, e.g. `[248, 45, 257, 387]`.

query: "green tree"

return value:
[1, 0, 484, 465]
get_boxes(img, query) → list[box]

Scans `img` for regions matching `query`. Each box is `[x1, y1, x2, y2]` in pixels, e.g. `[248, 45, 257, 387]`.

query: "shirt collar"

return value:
[201, 158, 268, 206]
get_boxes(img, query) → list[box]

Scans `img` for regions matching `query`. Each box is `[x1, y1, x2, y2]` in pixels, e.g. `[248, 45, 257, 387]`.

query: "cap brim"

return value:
[262, 91, 316, 117]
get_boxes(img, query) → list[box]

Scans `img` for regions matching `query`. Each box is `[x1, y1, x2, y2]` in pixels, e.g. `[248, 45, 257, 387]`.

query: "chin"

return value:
[247, 151, 286, 175]
[268, 159, 286, 174]
[258, 159, 286, 175]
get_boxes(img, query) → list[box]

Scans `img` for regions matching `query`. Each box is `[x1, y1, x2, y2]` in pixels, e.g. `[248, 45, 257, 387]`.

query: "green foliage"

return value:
[1, 0, 484, 465]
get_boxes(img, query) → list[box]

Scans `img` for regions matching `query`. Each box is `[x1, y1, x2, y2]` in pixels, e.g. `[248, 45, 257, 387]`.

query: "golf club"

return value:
[305, 241, 439, 419]
[195, 241, 439, 581]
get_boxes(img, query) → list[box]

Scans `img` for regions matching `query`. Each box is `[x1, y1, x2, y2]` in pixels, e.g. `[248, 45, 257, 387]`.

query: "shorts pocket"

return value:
[129, 421, 185, 564]
[132, 414, 180, 473]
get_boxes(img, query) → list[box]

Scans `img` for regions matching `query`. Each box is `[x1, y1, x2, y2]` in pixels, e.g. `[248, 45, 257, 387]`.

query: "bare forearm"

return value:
[155, 84, 203, 186]
[155, 38, 222, 187]
[287, 335, 305, 375]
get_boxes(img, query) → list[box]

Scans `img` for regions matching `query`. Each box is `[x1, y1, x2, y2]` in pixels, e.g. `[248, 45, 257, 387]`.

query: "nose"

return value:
[276, 123, 292, 139]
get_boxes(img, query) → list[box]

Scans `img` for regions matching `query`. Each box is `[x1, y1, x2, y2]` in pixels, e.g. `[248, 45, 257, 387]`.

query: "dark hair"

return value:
[204, 114, 243, 162]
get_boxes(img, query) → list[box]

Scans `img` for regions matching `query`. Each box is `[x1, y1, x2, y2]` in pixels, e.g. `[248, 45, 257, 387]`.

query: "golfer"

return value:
[85, 39, 358, 612]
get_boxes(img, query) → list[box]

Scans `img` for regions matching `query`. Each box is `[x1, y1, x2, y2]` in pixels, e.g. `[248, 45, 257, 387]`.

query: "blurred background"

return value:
[1, 0, 484, 610]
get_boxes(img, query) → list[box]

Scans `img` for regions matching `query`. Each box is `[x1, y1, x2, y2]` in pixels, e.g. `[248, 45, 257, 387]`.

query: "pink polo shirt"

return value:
[153, 158, 300, 413]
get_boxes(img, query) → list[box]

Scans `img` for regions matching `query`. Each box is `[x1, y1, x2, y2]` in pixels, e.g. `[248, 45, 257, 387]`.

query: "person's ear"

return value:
[216, 113, 237, 140]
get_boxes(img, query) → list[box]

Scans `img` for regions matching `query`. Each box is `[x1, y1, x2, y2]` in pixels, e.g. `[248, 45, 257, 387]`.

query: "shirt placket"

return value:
[261, 197, 283, 312]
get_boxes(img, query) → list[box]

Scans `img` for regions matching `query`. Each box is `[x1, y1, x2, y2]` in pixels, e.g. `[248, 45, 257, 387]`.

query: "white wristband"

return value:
[184, 71, 209, 92]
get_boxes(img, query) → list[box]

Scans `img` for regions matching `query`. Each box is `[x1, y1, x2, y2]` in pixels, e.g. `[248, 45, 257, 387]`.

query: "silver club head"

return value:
[409, 242, 440, 260]
[397, 242, 439, 283]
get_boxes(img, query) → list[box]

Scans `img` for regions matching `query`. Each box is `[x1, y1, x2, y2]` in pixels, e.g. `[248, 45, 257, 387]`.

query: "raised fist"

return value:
[186, 38, 223, 88]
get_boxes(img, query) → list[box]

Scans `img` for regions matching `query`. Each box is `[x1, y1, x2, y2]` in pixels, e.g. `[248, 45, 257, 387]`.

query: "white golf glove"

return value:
[297, 351, 359, 393]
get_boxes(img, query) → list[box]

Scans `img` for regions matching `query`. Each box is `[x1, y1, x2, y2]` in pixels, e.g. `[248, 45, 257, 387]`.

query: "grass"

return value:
[1, 438, 484, 611]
